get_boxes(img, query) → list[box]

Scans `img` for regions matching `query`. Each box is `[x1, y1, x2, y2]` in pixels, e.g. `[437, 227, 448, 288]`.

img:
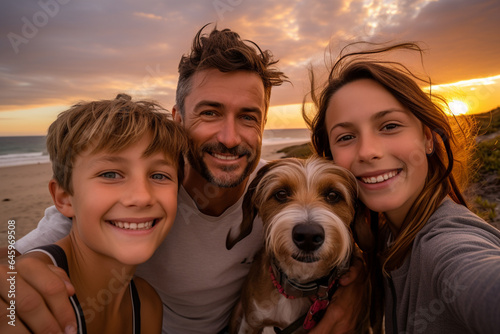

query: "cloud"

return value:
[0, 0, 499, 113]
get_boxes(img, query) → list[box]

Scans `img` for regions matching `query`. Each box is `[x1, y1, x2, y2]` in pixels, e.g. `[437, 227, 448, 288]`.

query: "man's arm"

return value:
[15, 206, 72, 254]
[0, 206, 76, 333]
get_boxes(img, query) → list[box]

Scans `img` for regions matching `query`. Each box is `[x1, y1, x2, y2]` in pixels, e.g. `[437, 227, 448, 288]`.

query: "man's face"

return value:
[176, 69, 266, 188]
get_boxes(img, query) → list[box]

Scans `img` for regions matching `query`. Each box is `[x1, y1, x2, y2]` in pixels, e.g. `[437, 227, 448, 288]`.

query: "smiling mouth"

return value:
[108, 219, 156, 231]
[211, 153, 240, 161]
[360, 169, 401, 184]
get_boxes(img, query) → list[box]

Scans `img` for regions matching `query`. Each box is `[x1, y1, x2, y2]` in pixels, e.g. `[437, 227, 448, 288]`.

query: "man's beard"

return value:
[187, 142, 260, 188]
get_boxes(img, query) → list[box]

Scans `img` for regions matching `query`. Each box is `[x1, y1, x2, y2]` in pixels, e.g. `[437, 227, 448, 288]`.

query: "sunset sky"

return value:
[1, 0, 499, 136]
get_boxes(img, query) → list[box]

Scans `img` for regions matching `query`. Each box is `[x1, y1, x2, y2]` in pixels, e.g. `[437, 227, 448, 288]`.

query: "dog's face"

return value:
[227, 156, 358, 282]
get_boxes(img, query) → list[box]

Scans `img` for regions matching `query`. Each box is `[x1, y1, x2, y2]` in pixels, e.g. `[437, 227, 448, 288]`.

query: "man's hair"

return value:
[47, 93, 188, 194]
[175, 24, 288, 116]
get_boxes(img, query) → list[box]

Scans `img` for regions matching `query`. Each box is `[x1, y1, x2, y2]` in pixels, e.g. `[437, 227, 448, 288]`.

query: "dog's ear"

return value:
[351, 202, 376, 252]
[226, 162, 277, 250]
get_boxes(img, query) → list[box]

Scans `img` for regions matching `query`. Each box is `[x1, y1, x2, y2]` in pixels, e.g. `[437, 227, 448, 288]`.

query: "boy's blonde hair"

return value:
[47, 94, 188, 194]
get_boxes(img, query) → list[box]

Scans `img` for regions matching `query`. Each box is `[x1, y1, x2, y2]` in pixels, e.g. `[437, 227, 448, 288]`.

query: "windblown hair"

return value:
[303, 42, 477, 272]
[47, 93, 188, 194]
[176, 23, 288, 115]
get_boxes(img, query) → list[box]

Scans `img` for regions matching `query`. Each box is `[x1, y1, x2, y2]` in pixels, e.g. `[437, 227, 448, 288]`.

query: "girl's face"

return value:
[325, 79, 433, 230]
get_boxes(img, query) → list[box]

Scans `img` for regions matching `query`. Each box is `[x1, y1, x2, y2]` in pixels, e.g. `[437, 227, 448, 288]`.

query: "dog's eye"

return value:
[325, 191, 341, 203]
[274, 190, 289, 203]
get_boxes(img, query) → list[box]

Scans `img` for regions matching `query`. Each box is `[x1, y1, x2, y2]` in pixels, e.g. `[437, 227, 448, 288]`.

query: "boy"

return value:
[22, 93, 187, 333]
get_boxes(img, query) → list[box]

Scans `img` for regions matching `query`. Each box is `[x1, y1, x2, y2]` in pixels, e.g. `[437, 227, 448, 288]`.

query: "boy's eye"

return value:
[151, 173, 169, 181]
[99, 171, 122, 179]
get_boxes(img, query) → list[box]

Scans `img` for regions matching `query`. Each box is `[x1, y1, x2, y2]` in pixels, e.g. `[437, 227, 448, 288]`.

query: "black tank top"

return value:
[28, 244, 141, 334]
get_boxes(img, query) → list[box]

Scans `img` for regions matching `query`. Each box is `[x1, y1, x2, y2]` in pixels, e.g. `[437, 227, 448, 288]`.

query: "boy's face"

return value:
[57, 135, 178, 265]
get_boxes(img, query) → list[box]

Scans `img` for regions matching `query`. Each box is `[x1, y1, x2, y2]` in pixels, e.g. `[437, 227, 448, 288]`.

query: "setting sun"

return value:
[448, 100, 469, 115]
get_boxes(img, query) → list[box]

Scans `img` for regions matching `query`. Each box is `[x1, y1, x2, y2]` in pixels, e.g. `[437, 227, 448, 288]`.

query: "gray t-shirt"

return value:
[16, 161, 266, 334]
[385, 198, 500, 334]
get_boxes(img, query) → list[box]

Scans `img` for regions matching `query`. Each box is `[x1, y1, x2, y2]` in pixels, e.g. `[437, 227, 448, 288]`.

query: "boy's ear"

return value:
[48, 179, 74, 218]
[172, 105, 183, 124]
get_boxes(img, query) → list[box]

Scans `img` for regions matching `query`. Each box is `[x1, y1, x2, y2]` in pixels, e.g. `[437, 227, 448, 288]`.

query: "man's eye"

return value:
[201, 110, 216, 116]
[241, 114, 257, 122]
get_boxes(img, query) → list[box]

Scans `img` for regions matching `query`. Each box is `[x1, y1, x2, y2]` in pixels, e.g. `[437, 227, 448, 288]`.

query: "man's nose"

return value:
[216, 116, 241, 149]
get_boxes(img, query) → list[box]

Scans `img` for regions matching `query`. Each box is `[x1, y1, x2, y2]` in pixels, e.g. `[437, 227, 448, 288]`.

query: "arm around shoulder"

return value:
[15, 205, 72, 254]
[0, 249, 76, 333]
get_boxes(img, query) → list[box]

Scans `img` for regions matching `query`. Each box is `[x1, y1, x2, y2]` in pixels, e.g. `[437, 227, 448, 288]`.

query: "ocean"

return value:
[0, 136, 49, 167]
[0, 128, 311, 168]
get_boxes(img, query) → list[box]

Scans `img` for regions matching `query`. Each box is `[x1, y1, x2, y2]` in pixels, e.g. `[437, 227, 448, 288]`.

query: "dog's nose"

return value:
[292, 224, 324, 251]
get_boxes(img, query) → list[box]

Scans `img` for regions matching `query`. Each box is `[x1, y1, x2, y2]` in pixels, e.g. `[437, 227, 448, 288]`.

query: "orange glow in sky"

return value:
[425, 74, 500, 116]
[1, 1, 499, 136]
[1, 74, 498, 135]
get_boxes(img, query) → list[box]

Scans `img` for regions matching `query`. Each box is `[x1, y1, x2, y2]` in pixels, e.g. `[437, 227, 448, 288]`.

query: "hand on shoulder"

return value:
[0, 248, 76, 333]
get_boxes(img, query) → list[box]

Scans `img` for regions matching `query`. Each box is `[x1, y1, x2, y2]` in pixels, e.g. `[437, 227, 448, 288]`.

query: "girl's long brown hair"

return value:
[303, 42, 476, 272]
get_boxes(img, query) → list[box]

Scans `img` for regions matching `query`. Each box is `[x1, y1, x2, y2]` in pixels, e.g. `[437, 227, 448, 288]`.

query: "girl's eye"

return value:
[338, 134, 355, 142]
[99, 171, 121, 179]
[382, 123, 400, 131]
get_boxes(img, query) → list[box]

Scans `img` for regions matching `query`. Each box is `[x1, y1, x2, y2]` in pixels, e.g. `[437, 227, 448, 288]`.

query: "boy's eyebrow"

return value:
[89, 155, 127, 165]
[89, 154, 174, 167]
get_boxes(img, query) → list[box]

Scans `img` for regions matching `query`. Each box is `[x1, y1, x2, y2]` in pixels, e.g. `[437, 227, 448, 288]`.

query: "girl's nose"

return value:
[357, 133, 382, 162]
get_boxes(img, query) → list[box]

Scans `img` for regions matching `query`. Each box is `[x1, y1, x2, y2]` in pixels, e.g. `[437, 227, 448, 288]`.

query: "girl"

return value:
[303, 43, 500, 333]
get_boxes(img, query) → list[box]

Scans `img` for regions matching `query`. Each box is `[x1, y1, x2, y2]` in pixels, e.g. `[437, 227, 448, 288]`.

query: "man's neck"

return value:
[182, 168, 248, 217]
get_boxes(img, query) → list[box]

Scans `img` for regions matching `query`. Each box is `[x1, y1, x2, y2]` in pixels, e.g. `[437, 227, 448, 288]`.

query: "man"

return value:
[0, 25, 362, 333]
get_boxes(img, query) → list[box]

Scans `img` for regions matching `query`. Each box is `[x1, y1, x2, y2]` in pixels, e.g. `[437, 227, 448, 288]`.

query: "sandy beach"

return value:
[0, 142, 295, 248]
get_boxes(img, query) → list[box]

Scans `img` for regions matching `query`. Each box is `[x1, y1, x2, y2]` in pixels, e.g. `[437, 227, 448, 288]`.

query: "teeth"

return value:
[110, 220, 154, 230]
[212, 153, 238, 160]
[362, 170, 398, 184]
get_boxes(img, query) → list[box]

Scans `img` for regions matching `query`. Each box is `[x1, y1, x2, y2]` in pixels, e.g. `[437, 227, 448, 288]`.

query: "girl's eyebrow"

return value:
[329, 108, 406, 135]
[372, 108, 406, 121]
[328, 121, 353, 135]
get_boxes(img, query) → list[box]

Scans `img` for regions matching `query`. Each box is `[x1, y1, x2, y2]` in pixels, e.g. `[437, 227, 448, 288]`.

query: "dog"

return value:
[226, 156, 371, 333]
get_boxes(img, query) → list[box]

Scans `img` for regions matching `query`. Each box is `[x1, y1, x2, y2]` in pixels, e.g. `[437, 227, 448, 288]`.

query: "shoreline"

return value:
[0, 141, 306, 247]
